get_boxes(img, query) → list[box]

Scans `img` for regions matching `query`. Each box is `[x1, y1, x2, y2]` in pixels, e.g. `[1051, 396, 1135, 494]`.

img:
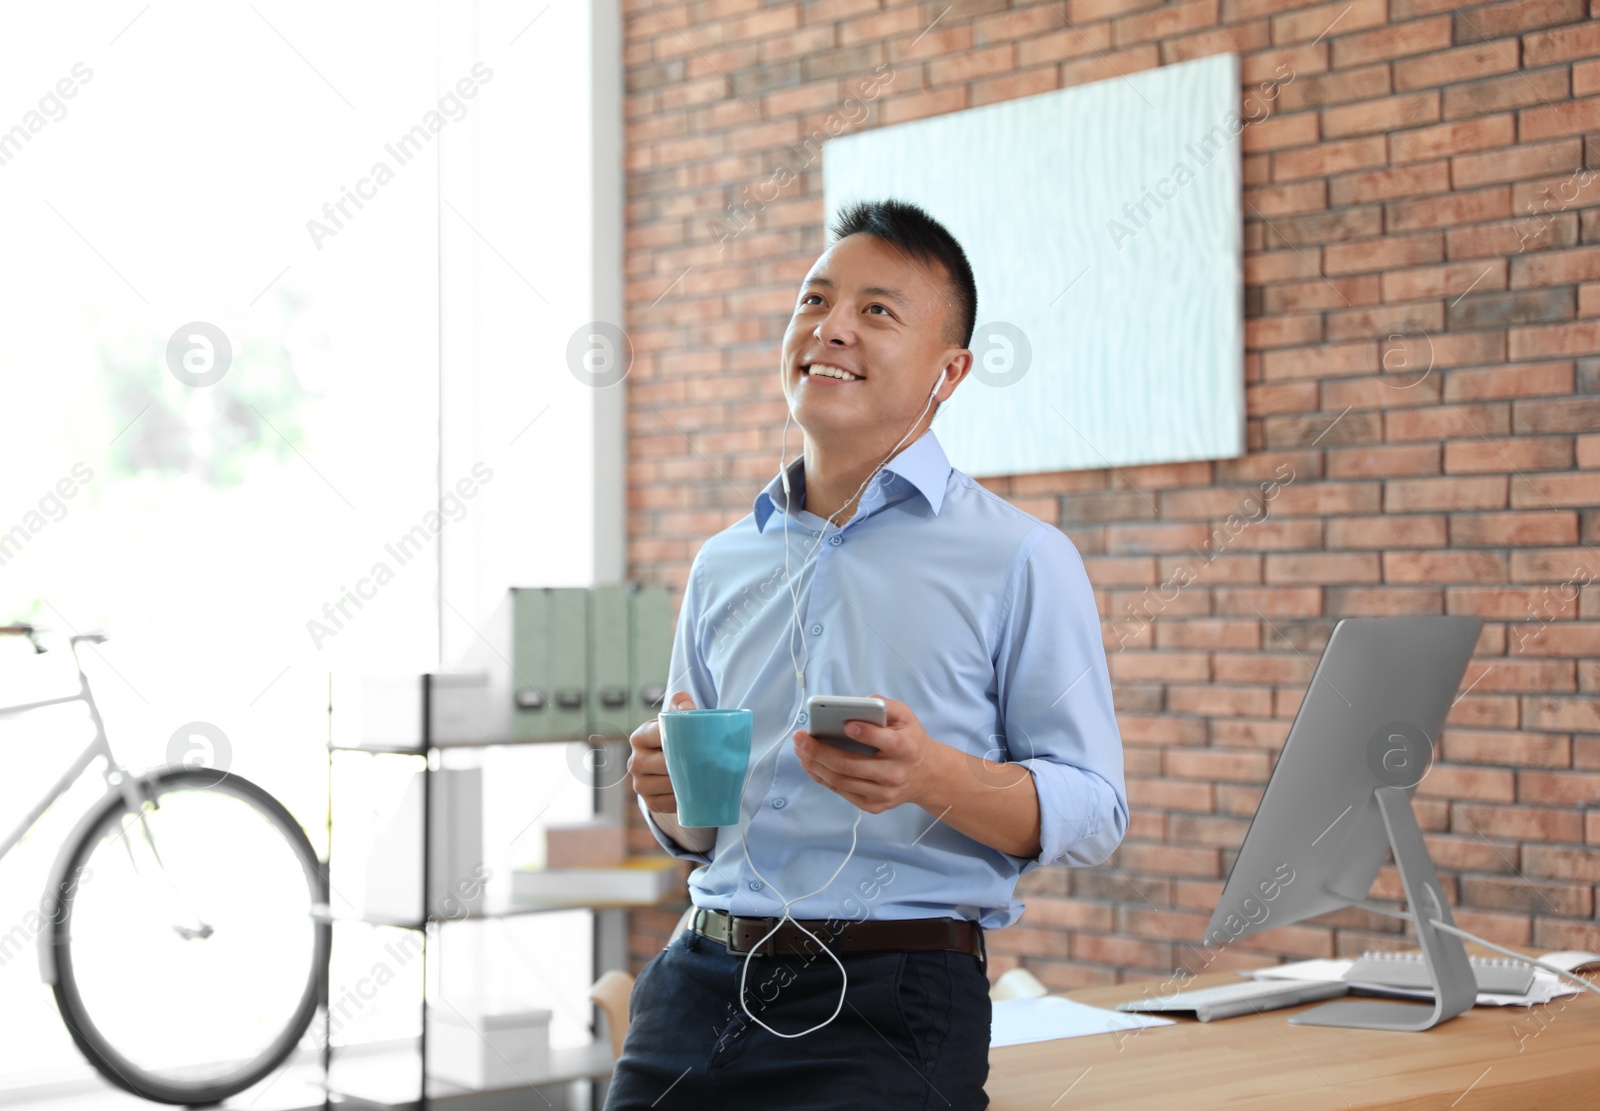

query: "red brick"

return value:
[1241, 110, 1320, 155]
[1510, 319, 1600, 359]
[1440, 727, 1571, 765]
[1382, 258, 1507, 302]
[1112, 0, 1219, 46]
[1448, 213, 1580, 259]
[1331, 16, 1453, 68]
[1461, 875, 1591, 916]
[1389, 115, 1516, 162]
[1383, 550, 1509, 582]
[1444, 437, 1575, 473]
[1442, 67, 1569, 119]
[1525, 845, 1600, 882]
[1261, 341, 1378, 379]
[1165, 749, 1273, 782]
[1326, 443, 1441, 477]
[1518, 768, 1600, 804]
[1323, 92, 1441, 138]
[1060, 45, 1161, 89]
[1511, 245, 1600, 288]
[1271, 0, 1388, 45]
[1453, 139, 1585, 188]
[1264, 552, 1382, 583]
[1417, 764, 1516, 801]
[1451, 802, 1584, 841]
[1273, 135, 1389, 182]
[1522, 20, 1600, 65]
[1441, 362, 1573, 401]
[1112, 841, 1222, 877]
[1392, 38, 1522, 91]
[1328, 514, 1448, 548]
[1384, 475, 1509, 511]
[1510, 472, 1600, 508]
[1386, 403, 1512, 441]
[1244, 179, 1329, 216]
[1329, 161, 1450, 206]
[1388, 185, 1512, 231]
[1520, 96, 1600, 143]
[1450, 510, 1579, 546]
[1324, 233, 1443, 275]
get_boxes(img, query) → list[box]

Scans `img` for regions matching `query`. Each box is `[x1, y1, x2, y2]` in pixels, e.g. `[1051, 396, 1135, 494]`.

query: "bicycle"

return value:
[0, 623, 329, 1105]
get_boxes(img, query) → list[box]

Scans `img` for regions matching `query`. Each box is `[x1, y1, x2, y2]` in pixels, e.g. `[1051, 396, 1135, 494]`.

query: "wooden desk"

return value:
[987, 971, 1600, 1110]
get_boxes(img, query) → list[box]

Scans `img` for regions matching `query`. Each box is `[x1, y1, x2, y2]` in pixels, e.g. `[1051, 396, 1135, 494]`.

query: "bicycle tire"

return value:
[45, 767, 330, 1105]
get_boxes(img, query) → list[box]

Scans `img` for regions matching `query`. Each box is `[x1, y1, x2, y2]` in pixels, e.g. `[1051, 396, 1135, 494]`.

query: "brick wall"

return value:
[619, 0, 1600, 986]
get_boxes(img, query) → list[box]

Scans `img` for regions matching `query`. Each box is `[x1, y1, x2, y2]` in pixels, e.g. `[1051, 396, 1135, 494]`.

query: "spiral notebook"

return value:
[1345, 950, 1537, 995]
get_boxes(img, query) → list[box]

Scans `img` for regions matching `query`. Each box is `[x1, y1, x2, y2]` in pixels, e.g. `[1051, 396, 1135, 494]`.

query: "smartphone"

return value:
[804, 695, 887, 755]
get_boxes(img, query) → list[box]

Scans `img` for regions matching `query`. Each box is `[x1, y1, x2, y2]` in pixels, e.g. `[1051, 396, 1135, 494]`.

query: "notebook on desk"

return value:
[1345, 951, 1537, 995]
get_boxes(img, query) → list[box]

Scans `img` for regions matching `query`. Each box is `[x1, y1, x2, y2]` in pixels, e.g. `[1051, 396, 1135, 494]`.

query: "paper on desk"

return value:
[990, 995, 1174, 1048]
[1247, 958, 1584, 1007]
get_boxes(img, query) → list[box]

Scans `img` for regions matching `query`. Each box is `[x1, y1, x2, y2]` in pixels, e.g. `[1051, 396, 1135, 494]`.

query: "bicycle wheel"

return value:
[46, 767, 329, 1105]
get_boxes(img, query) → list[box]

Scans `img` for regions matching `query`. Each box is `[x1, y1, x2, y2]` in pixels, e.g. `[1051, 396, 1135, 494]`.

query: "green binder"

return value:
[629, 584, 674, 727]
[588, 585, 632, 736]
[511, 587, 590, 740]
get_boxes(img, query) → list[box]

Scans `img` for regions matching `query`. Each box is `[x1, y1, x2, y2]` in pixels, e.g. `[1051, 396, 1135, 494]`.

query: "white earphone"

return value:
[730, 363, 948, 1039]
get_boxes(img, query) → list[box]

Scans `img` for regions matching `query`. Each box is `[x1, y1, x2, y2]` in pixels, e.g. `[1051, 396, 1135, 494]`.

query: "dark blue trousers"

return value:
[602, 927, 992, 1110]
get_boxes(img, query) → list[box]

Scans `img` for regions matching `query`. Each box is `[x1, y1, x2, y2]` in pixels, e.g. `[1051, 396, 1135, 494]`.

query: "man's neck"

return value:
[798, 425, 924, 525]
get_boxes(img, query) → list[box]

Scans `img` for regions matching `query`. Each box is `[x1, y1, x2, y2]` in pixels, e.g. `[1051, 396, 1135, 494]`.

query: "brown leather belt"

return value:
[691, 907, 983, 961]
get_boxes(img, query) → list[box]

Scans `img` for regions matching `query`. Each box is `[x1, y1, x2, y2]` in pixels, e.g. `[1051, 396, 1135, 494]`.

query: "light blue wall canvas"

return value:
[824, 53, 1245, 478]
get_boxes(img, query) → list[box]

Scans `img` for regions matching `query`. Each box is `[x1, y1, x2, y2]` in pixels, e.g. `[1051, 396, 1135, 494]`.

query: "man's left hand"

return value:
[792, 694, 952, 814]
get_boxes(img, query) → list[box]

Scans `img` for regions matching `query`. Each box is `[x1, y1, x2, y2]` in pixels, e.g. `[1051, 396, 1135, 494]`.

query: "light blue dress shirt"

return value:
[641, 428, 1127, 929]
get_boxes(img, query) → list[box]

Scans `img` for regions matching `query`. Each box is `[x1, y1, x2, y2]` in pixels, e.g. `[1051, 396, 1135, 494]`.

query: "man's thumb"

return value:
[672, 691, 696, 710]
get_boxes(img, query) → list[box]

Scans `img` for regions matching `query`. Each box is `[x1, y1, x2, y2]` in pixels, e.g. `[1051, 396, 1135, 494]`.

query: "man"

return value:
[609, 199, 1126, 1110]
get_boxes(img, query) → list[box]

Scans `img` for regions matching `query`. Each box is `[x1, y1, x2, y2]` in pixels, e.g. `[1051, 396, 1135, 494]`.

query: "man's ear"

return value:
[934, 349, 974, 402]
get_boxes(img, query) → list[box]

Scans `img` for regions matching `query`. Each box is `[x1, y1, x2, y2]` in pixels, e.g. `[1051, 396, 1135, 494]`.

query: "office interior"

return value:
[1, 0, 1598, 1108]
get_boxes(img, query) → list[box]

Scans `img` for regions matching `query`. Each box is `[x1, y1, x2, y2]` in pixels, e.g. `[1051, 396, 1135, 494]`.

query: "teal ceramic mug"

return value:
[657, 708, 753, 827]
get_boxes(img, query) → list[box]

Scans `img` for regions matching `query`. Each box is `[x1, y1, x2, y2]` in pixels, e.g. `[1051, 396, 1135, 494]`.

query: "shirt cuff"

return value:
[1015, 757, 1127, 872]
[638, 793, 714, 864]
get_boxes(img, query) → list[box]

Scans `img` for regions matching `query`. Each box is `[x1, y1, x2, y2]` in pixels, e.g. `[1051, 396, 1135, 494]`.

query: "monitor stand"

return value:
[1291, 786, 1479, 1032]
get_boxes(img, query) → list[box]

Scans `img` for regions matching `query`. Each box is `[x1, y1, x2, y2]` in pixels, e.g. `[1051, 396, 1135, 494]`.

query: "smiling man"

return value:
[609, 199, 1127, 1110]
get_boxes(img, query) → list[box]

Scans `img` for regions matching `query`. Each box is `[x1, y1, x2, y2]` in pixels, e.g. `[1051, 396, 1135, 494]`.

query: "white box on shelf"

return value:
[511, 856, 682, 904]
[363, 766, 486, 920]
[429, 1004, 553, 1090]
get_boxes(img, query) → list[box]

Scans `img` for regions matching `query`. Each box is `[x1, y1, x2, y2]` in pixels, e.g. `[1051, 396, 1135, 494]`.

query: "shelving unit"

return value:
[321, 674, 673, 1111]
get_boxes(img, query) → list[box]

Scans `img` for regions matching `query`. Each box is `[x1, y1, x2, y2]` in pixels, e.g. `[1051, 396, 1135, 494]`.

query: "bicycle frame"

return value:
[0, 636, 146, 866]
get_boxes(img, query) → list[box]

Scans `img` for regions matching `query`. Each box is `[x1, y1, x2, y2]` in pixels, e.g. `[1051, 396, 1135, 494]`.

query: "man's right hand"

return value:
[628, 690, 694, 813]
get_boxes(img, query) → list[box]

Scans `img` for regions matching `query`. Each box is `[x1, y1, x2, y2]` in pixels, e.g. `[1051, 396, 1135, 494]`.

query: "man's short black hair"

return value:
[829, 199, 978, 352]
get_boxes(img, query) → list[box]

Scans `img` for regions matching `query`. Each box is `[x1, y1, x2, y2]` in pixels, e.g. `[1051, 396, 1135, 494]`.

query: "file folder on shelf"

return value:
[589, 585, 633, 733]
[629, 584, 673, 729]
[513, 587, 590, 740]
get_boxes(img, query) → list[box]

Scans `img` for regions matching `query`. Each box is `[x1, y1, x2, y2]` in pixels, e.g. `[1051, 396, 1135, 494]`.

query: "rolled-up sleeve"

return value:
[639, 552, 718, 864]
[994, 525, 1128, 871]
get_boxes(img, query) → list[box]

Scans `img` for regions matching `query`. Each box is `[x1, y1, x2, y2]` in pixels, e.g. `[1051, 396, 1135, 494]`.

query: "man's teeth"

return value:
[807, 365, 861, 380]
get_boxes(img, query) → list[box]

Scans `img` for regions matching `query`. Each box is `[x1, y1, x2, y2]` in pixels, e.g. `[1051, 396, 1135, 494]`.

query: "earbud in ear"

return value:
[930, 368, 947, 398]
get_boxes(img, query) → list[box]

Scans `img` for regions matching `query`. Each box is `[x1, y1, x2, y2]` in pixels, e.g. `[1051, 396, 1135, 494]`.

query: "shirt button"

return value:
[829, 535, 842, 546]
[772, 798, 787, 809]
[809, 623, 823, 635]
[749, 880, 763, 891]
[797, 711, 808, 723]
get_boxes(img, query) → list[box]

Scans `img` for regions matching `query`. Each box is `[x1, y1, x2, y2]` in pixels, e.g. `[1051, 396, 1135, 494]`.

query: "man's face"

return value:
[780, 233, 967, 442]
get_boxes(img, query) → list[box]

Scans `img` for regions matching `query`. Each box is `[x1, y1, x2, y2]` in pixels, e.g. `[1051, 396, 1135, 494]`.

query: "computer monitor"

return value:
[1203, 615, 1484, 1031]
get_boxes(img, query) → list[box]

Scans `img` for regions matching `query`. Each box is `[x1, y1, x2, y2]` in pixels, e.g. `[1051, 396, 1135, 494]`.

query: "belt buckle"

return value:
[724, 915, 775, 958]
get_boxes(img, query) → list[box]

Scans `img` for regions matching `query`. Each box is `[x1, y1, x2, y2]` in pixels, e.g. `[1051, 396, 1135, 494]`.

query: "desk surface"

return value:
[988, 971, 1600, 1110]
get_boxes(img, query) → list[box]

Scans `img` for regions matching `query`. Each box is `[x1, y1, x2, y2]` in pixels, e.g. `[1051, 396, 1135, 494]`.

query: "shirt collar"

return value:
[754, 428, 951, 532]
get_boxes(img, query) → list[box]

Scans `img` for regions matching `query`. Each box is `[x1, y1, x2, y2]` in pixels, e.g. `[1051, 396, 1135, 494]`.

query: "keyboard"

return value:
[1116, 978, 1349, 1022]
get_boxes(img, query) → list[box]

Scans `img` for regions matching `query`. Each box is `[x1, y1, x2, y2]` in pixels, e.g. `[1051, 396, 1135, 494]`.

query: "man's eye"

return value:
[867, 304, 888, 315]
